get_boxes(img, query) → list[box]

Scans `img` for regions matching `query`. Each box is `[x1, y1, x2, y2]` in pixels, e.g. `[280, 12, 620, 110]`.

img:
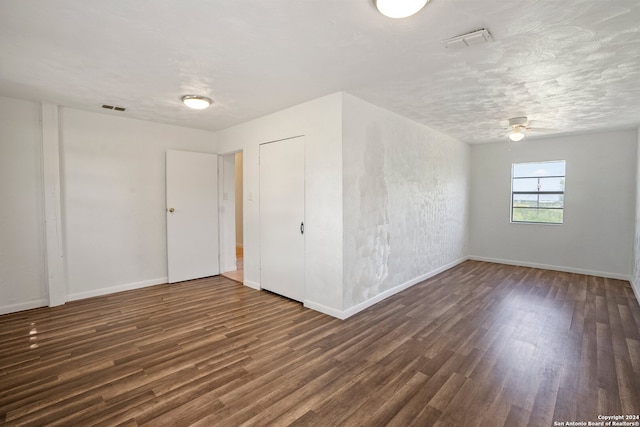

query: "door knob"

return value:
[168, 208, 175, 213]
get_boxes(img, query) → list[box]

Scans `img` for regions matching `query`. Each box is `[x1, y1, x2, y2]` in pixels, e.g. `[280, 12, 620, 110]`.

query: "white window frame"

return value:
[510, 160, 566, 225]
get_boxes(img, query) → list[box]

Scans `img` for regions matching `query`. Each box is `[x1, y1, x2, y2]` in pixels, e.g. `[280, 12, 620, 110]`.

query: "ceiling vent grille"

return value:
[102, 104, 126, 112]
[443, 28, 493, 49]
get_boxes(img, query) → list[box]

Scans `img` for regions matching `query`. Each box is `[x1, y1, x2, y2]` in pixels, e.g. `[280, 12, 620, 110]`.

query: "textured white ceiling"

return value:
[0, 0, 638, 143]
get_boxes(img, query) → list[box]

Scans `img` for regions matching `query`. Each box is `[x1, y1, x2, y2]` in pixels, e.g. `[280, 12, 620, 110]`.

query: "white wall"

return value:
[216, 93, 344, 315]
[342, 94, 469, 314]
[470, 130, 637, 279]
[633, 127, 640, 301]
[0, 96, 47, 313]
[60, 108, 218, 300]
[5, 92, 634, 318]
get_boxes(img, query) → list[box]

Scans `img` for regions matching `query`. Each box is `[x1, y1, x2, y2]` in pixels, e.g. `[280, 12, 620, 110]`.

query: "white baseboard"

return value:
[304, 300, 348, 319]
[0, 299, 48, 315]
[468, 256, 631, 281]
[306, 255, 635, 320]
[631, 276, 640, 304]
[67, 277, 168, 302]
[244, 279, 260, 290]
[338, 257, 469, 320]
[304, 257, 468, 320]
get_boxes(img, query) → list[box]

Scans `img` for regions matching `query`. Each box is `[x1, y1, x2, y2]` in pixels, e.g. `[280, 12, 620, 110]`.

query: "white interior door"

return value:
[166, 150, 219, 283]
[260, 137, 305, 302]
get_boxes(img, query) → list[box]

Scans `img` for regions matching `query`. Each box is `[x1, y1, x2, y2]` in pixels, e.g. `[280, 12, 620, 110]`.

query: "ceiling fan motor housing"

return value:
[509, 117, 528, 127]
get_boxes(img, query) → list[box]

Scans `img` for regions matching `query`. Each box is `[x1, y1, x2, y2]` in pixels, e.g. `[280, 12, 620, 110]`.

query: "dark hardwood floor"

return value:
[1, 261, 639, 426]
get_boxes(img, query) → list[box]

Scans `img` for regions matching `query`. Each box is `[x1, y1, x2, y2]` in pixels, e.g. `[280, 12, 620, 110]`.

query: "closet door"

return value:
[259, 137, 305, 302]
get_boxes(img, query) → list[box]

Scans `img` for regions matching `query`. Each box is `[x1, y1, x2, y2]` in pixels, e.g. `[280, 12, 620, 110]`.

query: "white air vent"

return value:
[102, 104, 126, 112]
[443, 28, 493, 49]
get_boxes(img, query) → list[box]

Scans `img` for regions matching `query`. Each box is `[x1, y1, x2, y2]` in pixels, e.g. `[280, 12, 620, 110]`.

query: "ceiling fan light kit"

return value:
[508, 129, 525, 142]
[507, 117, 529, 142]
[374, 0, 429, 18]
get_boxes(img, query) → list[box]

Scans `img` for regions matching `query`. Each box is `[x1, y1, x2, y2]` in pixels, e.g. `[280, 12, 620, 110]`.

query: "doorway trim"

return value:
[218, 150, 244, 284]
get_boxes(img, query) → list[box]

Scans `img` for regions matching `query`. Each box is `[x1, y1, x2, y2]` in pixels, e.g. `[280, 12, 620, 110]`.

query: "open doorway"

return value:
[220, 151, 244, 283]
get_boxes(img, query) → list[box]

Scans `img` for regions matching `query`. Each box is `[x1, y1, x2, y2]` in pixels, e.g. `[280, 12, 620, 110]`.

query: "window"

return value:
[511, 160, 566, 224]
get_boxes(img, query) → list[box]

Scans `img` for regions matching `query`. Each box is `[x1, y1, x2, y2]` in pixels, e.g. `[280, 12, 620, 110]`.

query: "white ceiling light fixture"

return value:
[182, 95, 212, 110]
[507, 117, 529, 142]
[508, 128, 525, 142]
[374, 0, 429, 19]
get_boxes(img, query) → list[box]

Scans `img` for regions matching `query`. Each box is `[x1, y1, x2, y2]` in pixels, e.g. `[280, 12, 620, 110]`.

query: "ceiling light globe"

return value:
[374, 0, 429, 18]
[509, 130, 525, 142]
[182, 95, 212, 110]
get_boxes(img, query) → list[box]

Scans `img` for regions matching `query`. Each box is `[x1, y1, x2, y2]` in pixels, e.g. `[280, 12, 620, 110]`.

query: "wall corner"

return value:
[41, 102, 68, 306]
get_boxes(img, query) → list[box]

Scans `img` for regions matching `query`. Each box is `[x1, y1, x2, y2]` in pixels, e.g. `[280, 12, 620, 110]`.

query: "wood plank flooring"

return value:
[1, 261, 639, 426]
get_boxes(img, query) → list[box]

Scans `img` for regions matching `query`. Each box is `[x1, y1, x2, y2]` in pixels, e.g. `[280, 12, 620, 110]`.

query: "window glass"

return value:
[511, 160, 566, 224]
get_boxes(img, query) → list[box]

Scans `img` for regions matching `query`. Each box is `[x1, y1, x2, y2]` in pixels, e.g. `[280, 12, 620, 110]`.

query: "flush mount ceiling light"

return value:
[182, 95, 212, 110]
[374, 0, 429, 18]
